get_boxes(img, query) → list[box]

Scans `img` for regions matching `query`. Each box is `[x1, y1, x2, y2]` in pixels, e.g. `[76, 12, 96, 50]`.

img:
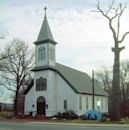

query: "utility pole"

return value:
[92, 70, 95, 110]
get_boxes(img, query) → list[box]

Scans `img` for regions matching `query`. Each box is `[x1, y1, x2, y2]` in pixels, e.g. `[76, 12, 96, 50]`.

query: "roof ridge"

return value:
[56, 62, 90, 76]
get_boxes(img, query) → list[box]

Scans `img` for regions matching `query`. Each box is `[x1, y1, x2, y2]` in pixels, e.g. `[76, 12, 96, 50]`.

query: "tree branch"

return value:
[97, 0, 117, 41]
[117, 4, 127, 39]
[0, 83, 16, 92]
[118, 32, 129, 43]
[106, 0, 114, 15]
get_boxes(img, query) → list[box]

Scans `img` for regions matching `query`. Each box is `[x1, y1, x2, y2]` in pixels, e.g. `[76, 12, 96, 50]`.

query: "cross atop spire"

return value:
[44, 6, 47, 16]
[35, 7, 57, 45]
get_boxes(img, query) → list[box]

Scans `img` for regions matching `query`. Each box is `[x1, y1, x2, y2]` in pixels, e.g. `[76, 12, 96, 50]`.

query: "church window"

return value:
[40, 77, 47, 91]
[101, 98, 103, 109]
[105, 98, 108, 109]
[64, 100, 67, 110]
[36, 79, 40, 91]
[86, 97, 88, 109]
[79, 96, 82, 110]
[36, 77, 47, 91]
[50, 47, 54, 60]
[38, 47, 45, 61]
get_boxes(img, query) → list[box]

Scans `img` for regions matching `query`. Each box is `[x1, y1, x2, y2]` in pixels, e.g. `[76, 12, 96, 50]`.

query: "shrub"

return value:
[100, 117, 107, 122]
[56, 110, 78, 120]
[79, 115, 88, 120]
[0, 111, 14, 119]
[29, 111, 33, 116]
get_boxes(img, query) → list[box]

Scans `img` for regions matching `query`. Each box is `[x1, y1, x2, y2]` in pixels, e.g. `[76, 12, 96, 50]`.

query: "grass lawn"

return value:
[44, 118, 129, 124]
[0, 112, 129, 124]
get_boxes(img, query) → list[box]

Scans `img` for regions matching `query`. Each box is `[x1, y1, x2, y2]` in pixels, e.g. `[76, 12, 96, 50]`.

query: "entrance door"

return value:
[37, 96, 45, 115]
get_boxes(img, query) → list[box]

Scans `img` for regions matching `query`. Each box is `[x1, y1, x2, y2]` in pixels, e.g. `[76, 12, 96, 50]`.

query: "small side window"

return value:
[64, 100, 67, 110]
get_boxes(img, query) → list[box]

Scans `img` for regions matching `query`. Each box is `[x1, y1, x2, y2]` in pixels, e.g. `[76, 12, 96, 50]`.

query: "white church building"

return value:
[24, 10, 108, 117]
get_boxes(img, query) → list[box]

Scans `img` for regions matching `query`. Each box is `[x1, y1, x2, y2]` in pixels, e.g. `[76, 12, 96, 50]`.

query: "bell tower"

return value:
[34, 7, 57, 67]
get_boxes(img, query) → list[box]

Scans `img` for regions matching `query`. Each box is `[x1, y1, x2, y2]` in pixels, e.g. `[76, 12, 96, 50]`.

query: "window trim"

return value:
[38, 47, 45, 61]
[36, 77, 47, 91]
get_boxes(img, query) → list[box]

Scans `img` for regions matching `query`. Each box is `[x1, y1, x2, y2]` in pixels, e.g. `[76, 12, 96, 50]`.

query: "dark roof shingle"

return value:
[56, 63, 107, 96]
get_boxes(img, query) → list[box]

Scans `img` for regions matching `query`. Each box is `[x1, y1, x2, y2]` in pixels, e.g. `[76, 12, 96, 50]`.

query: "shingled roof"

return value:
[25, 63, 107, 96]
[56, 63, 107, 96]
[34, 14, 57, 45]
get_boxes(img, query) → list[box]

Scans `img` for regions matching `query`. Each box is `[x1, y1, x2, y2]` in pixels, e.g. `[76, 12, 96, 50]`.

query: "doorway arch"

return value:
[37, 96, 46, 115]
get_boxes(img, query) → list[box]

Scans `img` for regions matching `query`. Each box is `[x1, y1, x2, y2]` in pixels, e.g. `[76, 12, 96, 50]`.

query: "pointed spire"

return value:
[35, 7, 57, 44]
[44, 6, 47, 17]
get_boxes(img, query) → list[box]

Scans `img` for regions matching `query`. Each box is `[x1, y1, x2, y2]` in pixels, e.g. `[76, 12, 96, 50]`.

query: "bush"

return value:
[99, 113, 108, 122]
[100, 117, 107, 122]
[0, 111, 14, 119]
[102, 113, 110, 118]
[79, 115, 88, 120]
[29, 111, 33, 116]
[56, 110, 78, 120]
[120, 101, 129, 118]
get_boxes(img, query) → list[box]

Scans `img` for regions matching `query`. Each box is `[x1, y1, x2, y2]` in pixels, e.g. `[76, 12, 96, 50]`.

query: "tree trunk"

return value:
[14, 90, 19, 116]
[110, 44, 121, 121]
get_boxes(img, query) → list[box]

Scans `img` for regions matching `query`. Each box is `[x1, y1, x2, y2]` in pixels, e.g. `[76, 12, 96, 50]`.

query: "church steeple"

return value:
[34, 7, 57, 67]
[34, 7, 57, 44]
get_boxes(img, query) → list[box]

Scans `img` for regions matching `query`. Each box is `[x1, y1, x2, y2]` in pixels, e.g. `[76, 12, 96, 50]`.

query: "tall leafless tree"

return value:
[96, 0, 129, 121]
[0, 39, 34, 115]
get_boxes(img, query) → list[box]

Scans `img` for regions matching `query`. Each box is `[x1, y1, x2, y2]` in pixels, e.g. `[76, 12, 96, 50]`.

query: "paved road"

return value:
[0, 121, 129, 130]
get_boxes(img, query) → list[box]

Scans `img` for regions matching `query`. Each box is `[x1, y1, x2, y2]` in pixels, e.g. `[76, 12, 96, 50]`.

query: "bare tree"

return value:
[96, 67, 112, 115]
[120, 61, 129, 101]
[96, 67, 112, 94]
[0, 31, 7, 60]
[0, 39, 34, 115]
[96, 0, 129, 121]
[119, 61, 129, 117]
[96, 61, 129, 118]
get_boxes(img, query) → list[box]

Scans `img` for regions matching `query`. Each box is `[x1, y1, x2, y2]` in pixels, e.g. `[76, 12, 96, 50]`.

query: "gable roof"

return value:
[26, 63, 107, 96]
[56, 63, 107, 96]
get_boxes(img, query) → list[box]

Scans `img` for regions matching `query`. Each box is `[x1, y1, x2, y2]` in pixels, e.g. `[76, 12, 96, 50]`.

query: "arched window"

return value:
[36, 79, 40, 91]
[36, 77, 47, 91]
[38, 47, 45, 61]
[41, 78, 47, 90]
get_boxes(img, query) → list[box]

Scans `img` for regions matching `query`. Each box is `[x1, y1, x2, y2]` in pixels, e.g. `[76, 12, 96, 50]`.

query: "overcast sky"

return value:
[0, 0, 129, 102]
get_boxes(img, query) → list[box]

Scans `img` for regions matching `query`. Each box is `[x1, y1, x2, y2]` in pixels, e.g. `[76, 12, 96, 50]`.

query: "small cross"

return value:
[44, 6, 47, 16]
